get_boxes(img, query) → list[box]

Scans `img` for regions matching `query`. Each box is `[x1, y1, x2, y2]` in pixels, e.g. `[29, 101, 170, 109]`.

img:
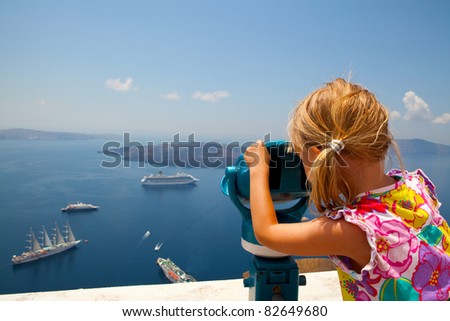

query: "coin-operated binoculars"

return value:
[221, 141, 309, 301]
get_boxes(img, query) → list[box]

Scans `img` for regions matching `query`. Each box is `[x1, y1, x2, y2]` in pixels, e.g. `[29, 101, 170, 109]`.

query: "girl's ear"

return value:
[309, 146, 322, 158]
[302, 146, 322, 176]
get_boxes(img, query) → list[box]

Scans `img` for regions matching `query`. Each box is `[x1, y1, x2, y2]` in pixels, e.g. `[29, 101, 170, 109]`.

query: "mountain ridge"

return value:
[0, 128, 120, 140]
[395, 139, 450, 155]
[1, 128, 449, 155]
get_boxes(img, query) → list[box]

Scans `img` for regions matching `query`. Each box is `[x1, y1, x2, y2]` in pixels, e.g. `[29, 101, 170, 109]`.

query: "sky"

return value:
[1, 0, 450, 144]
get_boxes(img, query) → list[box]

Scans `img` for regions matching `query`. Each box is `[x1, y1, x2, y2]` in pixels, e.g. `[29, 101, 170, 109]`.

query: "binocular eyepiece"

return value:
[221, 141, 309, 257]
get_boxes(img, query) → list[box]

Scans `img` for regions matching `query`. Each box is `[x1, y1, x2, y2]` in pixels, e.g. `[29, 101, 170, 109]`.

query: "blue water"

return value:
[0, 140, 449, 295]
[0, 140, 251, 295]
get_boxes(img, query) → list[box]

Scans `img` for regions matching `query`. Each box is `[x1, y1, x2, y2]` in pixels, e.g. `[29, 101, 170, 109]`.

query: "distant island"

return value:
[0, 128, 120, 141]
[1, 128, 449, 156]
[395, 139, 450, 155]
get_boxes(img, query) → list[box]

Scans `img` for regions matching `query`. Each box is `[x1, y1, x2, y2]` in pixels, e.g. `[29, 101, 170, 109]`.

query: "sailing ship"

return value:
[11, 222, 81, 265]
[61, 201, 99, 212]
[141, 171, 199, 186]
[156, 257, 196, 283]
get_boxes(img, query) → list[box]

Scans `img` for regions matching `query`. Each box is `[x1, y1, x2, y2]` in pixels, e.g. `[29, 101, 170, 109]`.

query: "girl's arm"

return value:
[244, 141, 370, 271]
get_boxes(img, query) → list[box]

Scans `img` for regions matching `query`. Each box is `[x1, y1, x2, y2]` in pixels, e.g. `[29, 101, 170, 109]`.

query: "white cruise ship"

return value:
[141, 171, 199, 186]
[61, 201, 99, 212]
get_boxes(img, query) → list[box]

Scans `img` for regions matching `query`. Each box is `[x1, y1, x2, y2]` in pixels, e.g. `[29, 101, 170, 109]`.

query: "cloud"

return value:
[432, 113, 450, 124]
[38, 100, 48, 106]
[192, 90, 230, 103]
[389, 110, 402, 121]
[162, 92, 181, 101]
[401, 91, 449, 125]
[105, 77, 134, 92]
[402, 91, 433, 121]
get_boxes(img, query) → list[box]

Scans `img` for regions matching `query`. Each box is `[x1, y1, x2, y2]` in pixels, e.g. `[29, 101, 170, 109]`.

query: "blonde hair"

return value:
[289, 78, 401, 213]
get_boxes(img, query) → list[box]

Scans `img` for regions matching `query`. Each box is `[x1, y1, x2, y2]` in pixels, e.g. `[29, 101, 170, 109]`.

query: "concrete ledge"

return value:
[0, 271, 341, 301]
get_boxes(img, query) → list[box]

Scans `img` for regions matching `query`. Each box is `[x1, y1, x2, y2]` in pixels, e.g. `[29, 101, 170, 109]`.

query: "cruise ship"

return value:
[61, 201, 99, 212]
[11, 222, 81, 265]
[141, 171, 199, 186]
[156, 257, 197, 283]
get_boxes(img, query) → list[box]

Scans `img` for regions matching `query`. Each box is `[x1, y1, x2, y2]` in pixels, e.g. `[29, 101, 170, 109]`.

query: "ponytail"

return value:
[289, 78, 399, 213]
[308, 143, 352, 212]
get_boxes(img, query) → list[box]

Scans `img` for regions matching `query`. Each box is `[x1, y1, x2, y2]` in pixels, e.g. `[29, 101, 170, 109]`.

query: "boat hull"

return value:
[12, 241, 81, 265]
[156, 257, 196, 283]
[61, 206, 99, 211]
[141, 180, 198, 186]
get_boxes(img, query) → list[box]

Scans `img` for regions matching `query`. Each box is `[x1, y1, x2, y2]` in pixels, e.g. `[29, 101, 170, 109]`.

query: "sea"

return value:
[0, 139, 449, 295]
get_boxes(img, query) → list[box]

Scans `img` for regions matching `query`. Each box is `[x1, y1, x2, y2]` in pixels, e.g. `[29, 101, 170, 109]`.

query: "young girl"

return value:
[244, 78, 450, 301]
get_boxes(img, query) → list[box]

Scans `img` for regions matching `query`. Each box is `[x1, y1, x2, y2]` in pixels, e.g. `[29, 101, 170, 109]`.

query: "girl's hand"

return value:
[244, 140, 270, 178]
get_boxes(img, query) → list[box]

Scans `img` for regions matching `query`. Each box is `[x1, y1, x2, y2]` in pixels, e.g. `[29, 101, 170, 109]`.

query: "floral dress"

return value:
[326, 169, 450, 301]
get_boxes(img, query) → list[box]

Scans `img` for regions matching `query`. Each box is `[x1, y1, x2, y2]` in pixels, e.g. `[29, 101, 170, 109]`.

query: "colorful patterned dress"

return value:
[326, 169, 450, 300]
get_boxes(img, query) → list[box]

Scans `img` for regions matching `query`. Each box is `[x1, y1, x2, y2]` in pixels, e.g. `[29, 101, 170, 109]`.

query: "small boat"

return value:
[154, 241, 164, 251]
[156, 257, 196, 283]
[12, 222, 81, 265]
[142, 231, 151, 240]
[61, 201, 99, 212]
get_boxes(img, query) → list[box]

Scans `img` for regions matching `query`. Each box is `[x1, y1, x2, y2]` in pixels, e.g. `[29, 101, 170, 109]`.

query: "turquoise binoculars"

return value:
[221, 141, 309, 257]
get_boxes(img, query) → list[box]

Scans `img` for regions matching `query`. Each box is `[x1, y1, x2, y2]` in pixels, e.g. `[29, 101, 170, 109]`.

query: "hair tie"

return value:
[328, 139, 345, 154]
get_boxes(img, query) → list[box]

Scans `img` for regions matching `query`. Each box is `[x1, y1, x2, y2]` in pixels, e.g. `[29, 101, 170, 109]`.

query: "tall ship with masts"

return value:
[11, 222, 81, 265]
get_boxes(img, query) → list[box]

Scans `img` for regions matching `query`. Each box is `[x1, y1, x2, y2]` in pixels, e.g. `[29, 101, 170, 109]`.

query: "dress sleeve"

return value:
[325, 208, 379, 281]
[414, 168, 438, 201]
